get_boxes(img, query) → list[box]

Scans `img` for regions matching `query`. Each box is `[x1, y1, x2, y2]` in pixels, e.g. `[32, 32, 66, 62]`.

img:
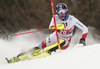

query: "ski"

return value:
[5, 51, 51, 64]
[5, 39, 65, 63]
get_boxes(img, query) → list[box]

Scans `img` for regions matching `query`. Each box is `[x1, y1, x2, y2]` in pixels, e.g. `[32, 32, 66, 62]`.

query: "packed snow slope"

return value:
[0, 44, 100, 69]
[0, 27, 100, 69]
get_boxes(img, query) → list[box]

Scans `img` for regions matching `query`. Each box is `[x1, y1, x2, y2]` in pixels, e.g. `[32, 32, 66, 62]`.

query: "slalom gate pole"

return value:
[51, 0, 61, 50]
[8, 29, 50, 37]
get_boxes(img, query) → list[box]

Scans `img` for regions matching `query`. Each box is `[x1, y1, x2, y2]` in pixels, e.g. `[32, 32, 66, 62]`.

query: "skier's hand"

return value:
[79, 38, 86, 46]
[50, 24, 65, 30]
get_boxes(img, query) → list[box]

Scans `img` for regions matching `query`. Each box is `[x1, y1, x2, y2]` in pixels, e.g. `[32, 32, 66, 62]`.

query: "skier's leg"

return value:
[44, 39, 66, 52]
[61, 38, 71, 50]
[39, 32, 58, 49]
[39, 32, 72, 53]
[33, 39, 66, 58]
[44, 36, 72, 52]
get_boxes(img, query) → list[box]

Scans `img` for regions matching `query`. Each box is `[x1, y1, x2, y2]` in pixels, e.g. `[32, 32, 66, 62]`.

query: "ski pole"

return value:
[51, 0, 61, 50]
[8, 28, 50, 37]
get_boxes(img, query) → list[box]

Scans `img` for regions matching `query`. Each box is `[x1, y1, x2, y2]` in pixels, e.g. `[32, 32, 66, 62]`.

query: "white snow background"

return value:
[0, 27, 100, 69]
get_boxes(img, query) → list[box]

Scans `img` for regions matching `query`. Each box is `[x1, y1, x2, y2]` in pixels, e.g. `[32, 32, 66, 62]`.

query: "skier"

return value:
[6, 3, 88, 63]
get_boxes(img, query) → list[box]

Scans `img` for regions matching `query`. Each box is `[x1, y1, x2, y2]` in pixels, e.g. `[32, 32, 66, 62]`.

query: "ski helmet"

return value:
[56, 3, 68, 14]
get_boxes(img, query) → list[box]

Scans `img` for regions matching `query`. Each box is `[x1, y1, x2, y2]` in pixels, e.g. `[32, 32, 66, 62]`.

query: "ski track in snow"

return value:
[0, 28, 100, 69]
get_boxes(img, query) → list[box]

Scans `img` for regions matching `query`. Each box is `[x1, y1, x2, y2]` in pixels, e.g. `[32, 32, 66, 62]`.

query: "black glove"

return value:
[79, 38, 86, 46]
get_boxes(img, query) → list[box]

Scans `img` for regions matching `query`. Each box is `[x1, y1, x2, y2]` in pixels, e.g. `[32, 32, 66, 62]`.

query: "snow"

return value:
[0, 44, 100, 69]
[0, 28, 100, 69]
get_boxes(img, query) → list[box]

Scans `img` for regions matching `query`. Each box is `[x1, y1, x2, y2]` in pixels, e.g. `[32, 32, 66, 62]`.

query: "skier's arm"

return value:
[74, 17, 88, 45]
[49, 17, 65, 31]
[74, 18, 88, 38]
[50, 24, 65, 31]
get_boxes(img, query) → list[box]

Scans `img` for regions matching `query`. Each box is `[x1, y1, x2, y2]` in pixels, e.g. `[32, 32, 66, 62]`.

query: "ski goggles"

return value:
[56, 9, 67, 14]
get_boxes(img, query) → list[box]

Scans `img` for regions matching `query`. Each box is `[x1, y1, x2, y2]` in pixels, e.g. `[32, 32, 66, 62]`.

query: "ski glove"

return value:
[50, 24, 65, 30]
[79, 38, 86, 46]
